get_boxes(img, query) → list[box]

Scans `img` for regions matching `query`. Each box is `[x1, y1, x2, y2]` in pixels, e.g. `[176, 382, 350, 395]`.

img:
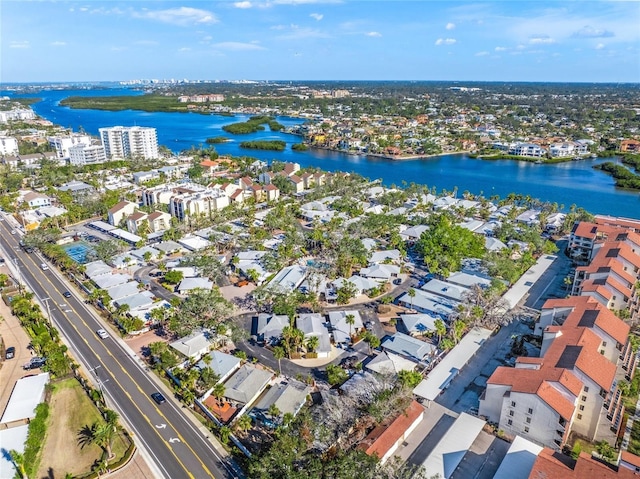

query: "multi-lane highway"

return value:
[0, 217, 239, 479]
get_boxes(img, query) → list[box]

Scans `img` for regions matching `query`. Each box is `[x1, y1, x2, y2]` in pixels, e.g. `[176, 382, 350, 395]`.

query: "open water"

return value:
[4, 87, 640, 218]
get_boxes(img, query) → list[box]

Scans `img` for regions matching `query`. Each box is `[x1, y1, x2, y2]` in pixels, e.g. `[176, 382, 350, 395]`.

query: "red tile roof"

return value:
[529, 449, 638, 479]
[358, 400, 424, 460]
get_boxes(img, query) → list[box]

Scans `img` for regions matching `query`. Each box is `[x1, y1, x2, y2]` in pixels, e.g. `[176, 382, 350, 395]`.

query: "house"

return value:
[365, 351, 416, 376]
[330, 276, 380, 297]
[288, 174, 304, 193]
[251, 380, 310, 424]
[108, 201, 137, 227]
[282, 162, 300, 176]
[399, 224, 429, 242]
[359, 263, 400, 281]
[147, 211, 171, 232]
[176, 277, 214, 294]
[447, 271, 492, 289]
[21, 191, 51, 209]
[267, 265, 307, 294]
[126, 211, 148, 234]
[196, 351, 241, 385]
[223, 364, 273, 408]
[369, 249, 402, 264]
[57, 180, 96, 199]
[381, 332, 436, 364]
[485, 237, 508, 252]
[263, 184, 280, 202]
[296, 313, 332, 358]
[398, 313, 438, 336]
[105, 281, 141, 302]
[327, 310, 363, 345]
[358, 400, 424, 465]
[132, 170, 160, 184]
[169, 330, 212, 359]
[421, 279, 470, 303]
[397, 288, 455, 319]
[255, 314, 290, 345]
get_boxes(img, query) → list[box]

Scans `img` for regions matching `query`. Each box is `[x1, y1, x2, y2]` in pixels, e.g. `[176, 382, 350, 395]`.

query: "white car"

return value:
[41, 263, 49, 271]
[11, 229, 16, 234]
[96, 329, 109, 339]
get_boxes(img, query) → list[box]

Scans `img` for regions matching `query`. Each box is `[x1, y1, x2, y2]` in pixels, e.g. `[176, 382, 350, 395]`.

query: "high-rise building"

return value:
[68, 144, 107, 166]
[99, 126, 159, 160]
[48, 134, 92, 159]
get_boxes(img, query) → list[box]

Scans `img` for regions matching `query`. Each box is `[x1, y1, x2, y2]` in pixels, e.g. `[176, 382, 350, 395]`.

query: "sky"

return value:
[1, 1, 639, 83]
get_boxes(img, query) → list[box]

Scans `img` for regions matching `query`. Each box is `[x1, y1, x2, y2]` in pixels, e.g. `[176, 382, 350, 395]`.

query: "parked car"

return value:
[63, 291, 71, 298]
[151, 392, 166, 404]
[40, 263, 49, 271]
[23, 357, 46, 370]
[5, 346, 15, 360]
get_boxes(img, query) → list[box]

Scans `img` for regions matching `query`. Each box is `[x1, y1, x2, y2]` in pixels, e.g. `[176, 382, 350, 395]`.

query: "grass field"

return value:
[35, 378, 129, 478]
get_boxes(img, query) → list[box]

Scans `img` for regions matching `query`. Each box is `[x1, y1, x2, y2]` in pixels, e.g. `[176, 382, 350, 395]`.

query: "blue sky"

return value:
[2, 1, 639, 83]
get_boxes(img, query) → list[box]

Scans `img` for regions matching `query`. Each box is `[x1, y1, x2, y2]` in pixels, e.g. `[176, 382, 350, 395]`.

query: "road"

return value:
[133, 265, 179, 303]
[0, 217, 240, 479]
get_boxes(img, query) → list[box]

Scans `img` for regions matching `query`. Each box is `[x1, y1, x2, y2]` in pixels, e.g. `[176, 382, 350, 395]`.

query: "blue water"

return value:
[4, 87, 640, 219]
[62, 242, 93, 263]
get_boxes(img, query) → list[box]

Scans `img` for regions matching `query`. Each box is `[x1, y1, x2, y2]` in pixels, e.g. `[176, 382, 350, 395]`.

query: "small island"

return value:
[222, 115, 284, 134]
[595, 155, 640, 190]
[239, 140, 286, 151]
[205, 136, 230, 144]
[292, 143, 309, 151]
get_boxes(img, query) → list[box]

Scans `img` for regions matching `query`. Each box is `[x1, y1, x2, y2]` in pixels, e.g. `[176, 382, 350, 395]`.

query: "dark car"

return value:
[151, 392, 166, 404]
[23, 357, 46, 370]
[63, 291, 71, 298]
[5, 346, 15, 360]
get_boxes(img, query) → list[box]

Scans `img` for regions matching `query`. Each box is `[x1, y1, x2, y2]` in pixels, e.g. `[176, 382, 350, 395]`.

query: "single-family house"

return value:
[196, 351, 241, 385]
[169, 330, 212, 359]
[359, 263, 400, 281]
[251, 380, 310, 424]
[255, 314, 290, 345]
[176, 277, 214, 294]
[381, 332, 437, 364]
[328, 310, 364, 345]
[223, 364, 273, 408]
[398, 313, 439, 336]
[365, 351, 416, 376]
[296, 313, 332, 358]
[369, 249, 402, 264]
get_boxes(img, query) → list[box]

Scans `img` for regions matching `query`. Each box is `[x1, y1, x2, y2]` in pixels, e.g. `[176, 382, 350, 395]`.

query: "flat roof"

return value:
[0, 424, 29, 479]
[1, 373, 50, 423]
[413, 327, 492, 401]
[493, 435, 543, 479]
[421, 412, 485, 479]
[502, 254, 557, 309]
[89, 220, 116, 231]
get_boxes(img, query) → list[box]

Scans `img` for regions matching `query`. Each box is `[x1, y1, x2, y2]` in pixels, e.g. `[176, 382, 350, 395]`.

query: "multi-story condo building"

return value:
[48, 134, 92, 159]
[169, 186, 230, 221]
[480, 296, 633, 449]
[68, 144, 107, 166]
[0, 108, 35, 123]
[0, 136, 19, 156]
[569, 220, 640, 323]
[99, 126, 159, 160]
[508, 142, 545, 158]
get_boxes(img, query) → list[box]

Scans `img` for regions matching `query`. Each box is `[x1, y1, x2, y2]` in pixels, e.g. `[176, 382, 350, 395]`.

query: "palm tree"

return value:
[434, 319, 447, 344]
[212, 382, 226, 405]
[363, 331, 380, 355]
[9, 449, 27, 479]
[78, 421, 117, 459]
[407, 288, 416, 310]
[234, 414, 252, 434]
[306, 335, 319, 354]
[273, 345, 285, 373]
[345, 313, 356, 340]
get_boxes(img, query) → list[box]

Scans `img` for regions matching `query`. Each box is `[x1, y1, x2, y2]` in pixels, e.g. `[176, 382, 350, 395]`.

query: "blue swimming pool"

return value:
[62, 242, 94, 264]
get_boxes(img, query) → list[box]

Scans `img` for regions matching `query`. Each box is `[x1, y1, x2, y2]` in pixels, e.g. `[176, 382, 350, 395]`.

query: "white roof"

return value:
[177, 277, 213, 292]
[297, 314, 331, 354]
[332, 275, 379, 294]
[93, 273, 132, 289]
[1, 373, 50, 423]
[328, 310, 363, 344]
[90, 220, 116, 231]
[421, 413, 485, 479]
[421, 279, 469, 302]
[381, 332, 436, 363]
[196, 351, 241, 382]
[365, 351, 416, 375]
[398, 289, 455, 318]
[493, 435, 543, 479]
[447, 272, 492, 289]
[0, 424, 29, 479]
[267, 265, 307, 293]
[400, 224, 429, 240]
[413, 327, 492, 401]
[502, 254, 557, 309]
[369, 249, 401, 264]
[154, 240, 185, 253]
[485, 236, 507, 251]
[399, 313, 438, 335]
[236, 250, 267, 261]
[178, 235, 212, 251]
[110, 228, 143, 244]
[359, 263, 400, 280]
[115, 291, 155, 311]
[105, 281, 141, 301]
[170, 331, 212, 358]
[84, 260, 112, 279]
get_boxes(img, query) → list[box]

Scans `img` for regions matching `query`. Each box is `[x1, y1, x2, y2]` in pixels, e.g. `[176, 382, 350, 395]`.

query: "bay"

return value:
[5, 87, 640, 219]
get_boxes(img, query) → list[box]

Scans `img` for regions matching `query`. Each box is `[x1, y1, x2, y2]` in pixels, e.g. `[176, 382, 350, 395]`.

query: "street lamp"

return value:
[12, 257, 22, 292]
[41, 297, 52, 325]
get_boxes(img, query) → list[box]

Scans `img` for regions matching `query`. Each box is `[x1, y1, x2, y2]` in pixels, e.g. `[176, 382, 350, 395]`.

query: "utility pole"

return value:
[42, 297, 52, 324]
[13, 257, 22, 292]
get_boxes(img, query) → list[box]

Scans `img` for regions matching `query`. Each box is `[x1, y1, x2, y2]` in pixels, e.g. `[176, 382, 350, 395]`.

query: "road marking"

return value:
[169, 437, 181, 443]
[156, 423, 167, 429]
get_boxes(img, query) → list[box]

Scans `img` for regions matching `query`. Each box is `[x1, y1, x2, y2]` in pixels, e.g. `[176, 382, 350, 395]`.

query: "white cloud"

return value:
[137, 7, 218, 26]
[494, 46, 507, 52]
[276, 25, 330, 40]
[50, 41, 66, 47]
[529, 34, 555, 45]
[446, 22, 455, 30]
[366, 31, 382, 38]
[572, 25, 614, 38]
[475, 51, 489, 56]
[10, 41, 30, 49]
[212, 41, 266, 51]
[310, 13, 323, 21]
[178, 47, 191, 52]
[595, 43, 605, 50]
[435, 38, 456, 46]
[234, 1, 253, 8]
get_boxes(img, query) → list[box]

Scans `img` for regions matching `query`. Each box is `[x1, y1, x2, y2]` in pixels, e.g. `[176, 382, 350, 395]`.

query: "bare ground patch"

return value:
[35, 378, 128, 479]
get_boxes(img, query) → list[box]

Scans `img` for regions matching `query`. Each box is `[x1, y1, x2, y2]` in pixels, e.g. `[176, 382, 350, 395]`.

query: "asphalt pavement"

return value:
[0, 216, 240, 479]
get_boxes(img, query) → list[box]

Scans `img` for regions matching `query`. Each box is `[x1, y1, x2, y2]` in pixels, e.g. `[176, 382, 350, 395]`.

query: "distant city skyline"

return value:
[2, 1, 639, 83]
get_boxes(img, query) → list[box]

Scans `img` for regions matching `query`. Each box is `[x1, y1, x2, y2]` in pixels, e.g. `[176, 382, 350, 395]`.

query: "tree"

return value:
[169, 287, 233, 337]
[306, 335, 320, 354]
[363, 331, 381, 354]
[417, 213, 485, 276]
[212, 382, 226, 405]
[434, 319, 447, 344]
[407, 288, 416, 310]
[336, 281, 358, 305]
[345, 313, 356, 339]
[8, 449, 27, 479]
[457, 284, 512, 329]
[235, 414, 252, 434]
[397, 369, 423, 389]
[273, 345, 286, 373]
[326, 364, 348, 386]
[268, 403, 281, 419]
[164, 269, 184, 285]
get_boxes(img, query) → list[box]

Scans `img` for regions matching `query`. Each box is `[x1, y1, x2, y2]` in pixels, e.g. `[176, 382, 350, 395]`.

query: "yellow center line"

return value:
[14, 247, 219, 479]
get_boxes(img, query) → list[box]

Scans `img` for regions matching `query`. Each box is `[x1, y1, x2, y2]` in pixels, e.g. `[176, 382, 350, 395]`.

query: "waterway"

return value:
[4, 87, 640, 219]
